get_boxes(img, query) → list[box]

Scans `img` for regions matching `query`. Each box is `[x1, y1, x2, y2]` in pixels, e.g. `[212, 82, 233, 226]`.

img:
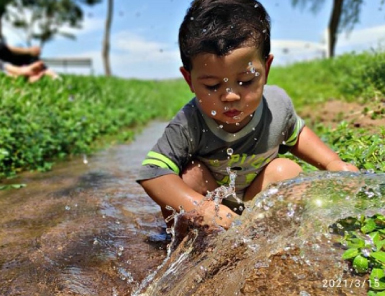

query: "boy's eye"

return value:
[239, 79, 254, 86]
[205, 84, 220, 91]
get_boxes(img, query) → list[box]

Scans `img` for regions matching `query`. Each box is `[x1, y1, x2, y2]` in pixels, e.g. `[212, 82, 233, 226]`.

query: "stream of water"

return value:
[1, 121, 384, 296]
[0, 121, 169, 296]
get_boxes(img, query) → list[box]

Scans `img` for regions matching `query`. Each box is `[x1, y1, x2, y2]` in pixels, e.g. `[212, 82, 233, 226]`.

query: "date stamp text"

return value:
[322, 279, 379, 289]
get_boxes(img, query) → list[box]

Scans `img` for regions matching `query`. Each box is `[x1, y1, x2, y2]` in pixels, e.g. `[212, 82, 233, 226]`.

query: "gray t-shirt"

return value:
[137, 85, 304, 201]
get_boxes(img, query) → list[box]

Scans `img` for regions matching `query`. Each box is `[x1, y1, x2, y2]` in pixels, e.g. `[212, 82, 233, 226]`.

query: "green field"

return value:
[1, 50, 384, 181]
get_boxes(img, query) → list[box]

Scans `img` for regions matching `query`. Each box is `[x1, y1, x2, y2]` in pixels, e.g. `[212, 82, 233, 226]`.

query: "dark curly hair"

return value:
[179, 0, 271, 71]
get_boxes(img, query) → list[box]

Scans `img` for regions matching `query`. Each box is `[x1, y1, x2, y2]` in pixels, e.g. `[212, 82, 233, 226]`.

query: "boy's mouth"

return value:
[223, 109, 241, 118]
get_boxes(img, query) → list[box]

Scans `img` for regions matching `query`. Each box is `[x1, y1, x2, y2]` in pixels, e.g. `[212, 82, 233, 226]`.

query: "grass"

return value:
[0, 75, 190, 179]
[268, 50, 385, 109]
[0, 49, 384, 181]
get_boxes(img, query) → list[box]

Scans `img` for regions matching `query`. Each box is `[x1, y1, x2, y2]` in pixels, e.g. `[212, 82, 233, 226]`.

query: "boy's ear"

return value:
[180, 66, 195, 92]
[264, 54, 274, 84]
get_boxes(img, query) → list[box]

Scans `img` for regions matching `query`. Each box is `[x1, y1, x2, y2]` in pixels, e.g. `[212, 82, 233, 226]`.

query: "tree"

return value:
[0, 0, 14, 39]
[1, 0, 101, 47]
[291, 0, 383, 58]
[102, 0, 112, 76]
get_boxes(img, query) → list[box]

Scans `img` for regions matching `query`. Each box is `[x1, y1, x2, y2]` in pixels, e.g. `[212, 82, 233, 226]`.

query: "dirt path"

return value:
[300, 99, 385, 132]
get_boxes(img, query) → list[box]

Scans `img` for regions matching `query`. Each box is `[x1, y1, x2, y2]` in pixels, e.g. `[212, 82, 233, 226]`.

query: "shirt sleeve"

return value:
[278, 94, 305, 154]
[136, 122, 193, 181]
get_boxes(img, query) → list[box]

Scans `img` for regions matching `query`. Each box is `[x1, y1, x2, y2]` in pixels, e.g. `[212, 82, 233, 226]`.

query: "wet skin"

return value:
[180, 46, 273, 133]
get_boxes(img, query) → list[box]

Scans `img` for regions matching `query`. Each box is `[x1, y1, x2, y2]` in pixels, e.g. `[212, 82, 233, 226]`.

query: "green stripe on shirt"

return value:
[285, 117, 304, 146]
[142, 151, 180, 174]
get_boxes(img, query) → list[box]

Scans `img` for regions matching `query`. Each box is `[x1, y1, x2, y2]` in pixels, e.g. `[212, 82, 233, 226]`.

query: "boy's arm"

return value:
[140, 174, 238, 229]
[290, 126, 359, 172]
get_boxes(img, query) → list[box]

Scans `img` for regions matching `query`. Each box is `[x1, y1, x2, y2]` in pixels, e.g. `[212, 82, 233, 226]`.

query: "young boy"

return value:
[137, 0, 358, 229]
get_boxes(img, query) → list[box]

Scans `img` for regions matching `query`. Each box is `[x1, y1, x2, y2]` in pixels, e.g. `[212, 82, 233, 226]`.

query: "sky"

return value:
[4, 0, 385, 79]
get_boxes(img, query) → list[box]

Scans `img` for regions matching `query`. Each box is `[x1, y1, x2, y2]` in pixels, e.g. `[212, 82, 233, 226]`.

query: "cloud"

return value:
[271, 24, 385, 65]
[336, 24, 385, 50]
[113, 31, 180, 63]
[105, 30, 181, 78]
[63, 16, 105, 37]
[271, 39, 327, 65]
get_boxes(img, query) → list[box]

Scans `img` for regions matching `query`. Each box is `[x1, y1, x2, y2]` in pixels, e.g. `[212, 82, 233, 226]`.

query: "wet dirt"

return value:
[0, 121, 169, 296]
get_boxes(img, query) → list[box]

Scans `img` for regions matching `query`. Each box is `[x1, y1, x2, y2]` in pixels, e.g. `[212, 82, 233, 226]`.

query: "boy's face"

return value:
[180, 46, 273, 133]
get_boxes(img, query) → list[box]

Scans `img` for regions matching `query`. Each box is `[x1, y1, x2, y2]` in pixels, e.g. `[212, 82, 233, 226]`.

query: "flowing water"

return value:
[0, 122, 169, 296]
[1, 121, 384, 296]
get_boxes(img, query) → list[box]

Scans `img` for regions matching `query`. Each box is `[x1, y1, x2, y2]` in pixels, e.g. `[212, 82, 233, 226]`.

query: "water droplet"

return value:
[83, 154, 88, 164]
[218, 125, 223, 129]
[223, 77, 229, 82]
[211, 110, 217, 116]
[226, 87, 232, 93]
[361, 248, 371, 257]
[239, 82, 243, 85]
[233, 116, 241, 120]
[190, 17, 194, 20]
[262, 29, 267, 33]
[254, 4, 259, 8]
[255, 72, 260, 77]
[227, 148, 233, 156]
[65, 205, 71, 211]
[224, 106, 229, 111]
[202, 28, 207, 33]
[250, 67, 256, 74]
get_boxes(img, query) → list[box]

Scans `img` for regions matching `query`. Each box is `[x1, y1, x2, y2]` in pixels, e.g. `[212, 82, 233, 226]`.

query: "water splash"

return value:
[135, 172, 385, 295]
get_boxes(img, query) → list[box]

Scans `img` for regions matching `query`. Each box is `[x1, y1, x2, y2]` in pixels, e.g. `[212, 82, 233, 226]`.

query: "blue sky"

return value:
[5, 0, 385, 79]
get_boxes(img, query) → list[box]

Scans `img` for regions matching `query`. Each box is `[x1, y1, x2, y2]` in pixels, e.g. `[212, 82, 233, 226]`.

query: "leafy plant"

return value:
[0, 74, 190, 182]
[339, 214, 385, 295]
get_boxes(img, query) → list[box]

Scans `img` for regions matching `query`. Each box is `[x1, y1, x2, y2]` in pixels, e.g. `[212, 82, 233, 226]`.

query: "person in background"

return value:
[0, 39, 59, 83]
[137, 0, 359, 229]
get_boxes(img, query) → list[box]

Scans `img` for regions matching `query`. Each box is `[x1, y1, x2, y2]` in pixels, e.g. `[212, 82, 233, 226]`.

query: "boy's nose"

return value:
[221, 87, 240, 102]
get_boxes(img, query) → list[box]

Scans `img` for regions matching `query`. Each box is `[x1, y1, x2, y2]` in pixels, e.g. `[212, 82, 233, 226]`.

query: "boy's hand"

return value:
[197, 201, 239, 229]
[326, 159, 359, 172]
